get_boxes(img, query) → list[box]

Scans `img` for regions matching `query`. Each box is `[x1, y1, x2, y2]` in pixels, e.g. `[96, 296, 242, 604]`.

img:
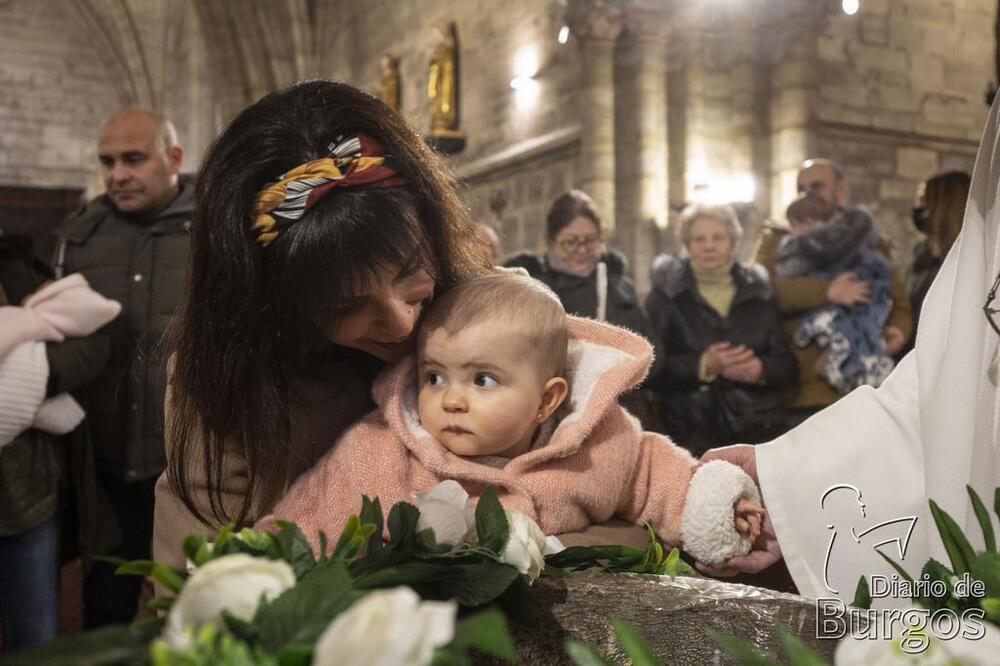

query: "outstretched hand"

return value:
[696, 445, 783, 576]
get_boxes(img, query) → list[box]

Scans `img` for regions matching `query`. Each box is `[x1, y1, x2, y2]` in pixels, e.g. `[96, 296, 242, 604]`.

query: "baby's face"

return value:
[790, 217, 821, 236]
[417, 320, 549, 458]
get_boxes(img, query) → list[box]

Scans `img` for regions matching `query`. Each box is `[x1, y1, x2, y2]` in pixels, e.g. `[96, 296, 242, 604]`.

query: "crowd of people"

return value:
[0, 80, 979, 652]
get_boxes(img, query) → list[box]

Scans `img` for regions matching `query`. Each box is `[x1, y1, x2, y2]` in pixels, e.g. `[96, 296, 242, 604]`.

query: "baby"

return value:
[778, 194, 895, 394]
[259, 273, 763, 567]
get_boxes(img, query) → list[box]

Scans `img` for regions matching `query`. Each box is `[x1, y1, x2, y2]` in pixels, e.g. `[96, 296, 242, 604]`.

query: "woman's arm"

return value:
[757, 302, 798, 387]
[643, 289, 706, 390]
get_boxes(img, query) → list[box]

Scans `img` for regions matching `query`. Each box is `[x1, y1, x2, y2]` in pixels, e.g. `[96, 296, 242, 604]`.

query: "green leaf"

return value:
[918, 559, 954, 611]
[147, 595, 175, 612]
[360, 495, 385, 557]
[114, 560, 186, 594]
[971, 551, 1000, 599]
[564, 640, 610, 666]
[439, 562, 522, 607]
[449, 608, 518, 661]
[387, 501, 422, 553]
[610, 616, 659, 666]
[544, 544, 644, 572]
[852, 576, 871, 610]
[981, 597, 1000, 622]
[876, 550, 914, 584]
[705, 629, 779, 666]
[995, 487, 1000, 528]
[353, 561, 459, 589]
[331, 515, 361, 558]
[222, 609, 260, 644]
[496, 575, 538, 624]
[929, 499, 976, 575]
[272, 521, 318, 579]
[255, 559, 360, 652]
[776, 630, 827, 666]
[475, 488, 510, 554]
[969, 485, 997, 552]
[4, 624, 149, 665]
[183, 533, 208, 563]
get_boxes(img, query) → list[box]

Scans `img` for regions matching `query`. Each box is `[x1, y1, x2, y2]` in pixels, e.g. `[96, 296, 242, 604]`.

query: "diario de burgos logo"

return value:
[815, 484, 986, 654]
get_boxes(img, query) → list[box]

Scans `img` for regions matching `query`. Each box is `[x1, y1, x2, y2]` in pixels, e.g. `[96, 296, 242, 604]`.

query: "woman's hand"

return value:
[721, 355, 765, 384]
[882, 326, 906, 356]
[827, 272, 870, 306]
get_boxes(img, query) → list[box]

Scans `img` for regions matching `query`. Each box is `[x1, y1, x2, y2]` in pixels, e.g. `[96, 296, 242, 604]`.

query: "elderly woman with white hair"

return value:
[644, 203, 797, 455]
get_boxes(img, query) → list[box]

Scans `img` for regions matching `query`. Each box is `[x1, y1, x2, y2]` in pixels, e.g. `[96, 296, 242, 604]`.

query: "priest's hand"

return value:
[695, 445, 783, 576]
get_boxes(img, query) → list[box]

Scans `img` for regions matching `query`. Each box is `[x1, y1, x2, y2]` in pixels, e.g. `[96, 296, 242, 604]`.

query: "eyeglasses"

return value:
[556, 235, 602, 252]
[984, 269, 1000, 336]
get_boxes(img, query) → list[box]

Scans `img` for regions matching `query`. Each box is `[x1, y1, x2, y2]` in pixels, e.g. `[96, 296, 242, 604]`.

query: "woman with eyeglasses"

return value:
[504, 189, 664, 430]
[505, 190, 655, 335]
[643, 203, 797, 456]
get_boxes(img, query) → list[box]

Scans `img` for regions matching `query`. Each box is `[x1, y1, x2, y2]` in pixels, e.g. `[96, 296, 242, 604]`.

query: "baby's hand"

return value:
[733, 498, 765, 541]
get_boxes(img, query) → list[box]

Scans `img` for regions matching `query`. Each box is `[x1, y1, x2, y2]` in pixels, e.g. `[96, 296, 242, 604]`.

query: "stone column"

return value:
[566, 0, 623, 231]
[621, 8, 669, 296]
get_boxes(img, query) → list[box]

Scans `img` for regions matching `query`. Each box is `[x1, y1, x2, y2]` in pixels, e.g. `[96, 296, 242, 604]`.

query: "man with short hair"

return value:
[752, 158, 911, 426]
[54, 108, 194, 626]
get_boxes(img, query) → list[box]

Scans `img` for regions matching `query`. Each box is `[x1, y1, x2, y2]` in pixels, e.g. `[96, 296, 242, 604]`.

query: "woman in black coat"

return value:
[644, 204, 797, 455]
[505, 189, 665, 431]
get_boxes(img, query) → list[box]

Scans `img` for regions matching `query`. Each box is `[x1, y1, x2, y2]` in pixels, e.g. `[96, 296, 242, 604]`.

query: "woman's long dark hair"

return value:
[925, 170, 971, 259]
[168, 81, 491, 527]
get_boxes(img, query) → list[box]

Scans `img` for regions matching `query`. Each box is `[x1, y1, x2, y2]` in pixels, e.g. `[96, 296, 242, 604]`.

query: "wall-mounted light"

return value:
[842, 0, 860, 15]
[510, 46, 541, 111]
[557, 25, 570, 44]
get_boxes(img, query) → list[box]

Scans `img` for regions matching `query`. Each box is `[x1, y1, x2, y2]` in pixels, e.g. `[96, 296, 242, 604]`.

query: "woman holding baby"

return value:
[152, 81, 494, 566]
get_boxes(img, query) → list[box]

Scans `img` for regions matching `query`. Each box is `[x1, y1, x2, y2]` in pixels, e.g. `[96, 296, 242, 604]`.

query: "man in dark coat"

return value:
[53, 108, 193, 627]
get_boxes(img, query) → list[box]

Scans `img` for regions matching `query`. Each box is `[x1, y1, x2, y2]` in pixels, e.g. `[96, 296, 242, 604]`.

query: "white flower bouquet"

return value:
[10, 482, 691, 665]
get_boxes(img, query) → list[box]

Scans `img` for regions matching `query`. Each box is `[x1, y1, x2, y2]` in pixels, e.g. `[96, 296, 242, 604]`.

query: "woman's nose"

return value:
[376, 296, 419, 340]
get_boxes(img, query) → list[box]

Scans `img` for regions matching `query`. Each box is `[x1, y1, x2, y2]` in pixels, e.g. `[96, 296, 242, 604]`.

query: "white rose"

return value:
[313, 586, 456, 666]
[415, 480, 476, 547]
[500, 509, 549, 583]
[164, 553, 296, 650]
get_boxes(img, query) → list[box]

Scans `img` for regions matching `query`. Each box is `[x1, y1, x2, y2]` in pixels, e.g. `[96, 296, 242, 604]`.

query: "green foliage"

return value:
[610, 615, 659, 666]
[474, 487, 510, 554]
[968, 485, 997, 552]
[432, 608, 518, 664]
[851, 575, 871, 610]
[5, 624, 152, 665]
[150, 625, 279, 666]
[929, 499, 977, 575]
[564, 640, 609, 666]
[545, 523, 695, 577]
[707, 629, 827, 666]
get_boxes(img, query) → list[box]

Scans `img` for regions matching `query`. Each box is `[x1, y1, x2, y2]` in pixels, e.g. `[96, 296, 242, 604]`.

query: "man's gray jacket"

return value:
[53, 176, 194, 481]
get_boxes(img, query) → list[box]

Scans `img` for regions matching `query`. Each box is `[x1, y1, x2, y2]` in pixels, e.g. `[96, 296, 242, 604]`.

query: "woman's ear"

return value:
[536, 377, 569, 422]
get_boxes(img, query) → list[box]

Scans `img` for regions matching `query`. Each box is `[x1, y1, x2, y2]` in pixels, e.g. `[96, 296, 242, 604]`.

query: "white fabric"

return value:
[757, 97, 1000, 605]
[682, 460, 760, 567]
[0, 341, 49, 447]
[0, 273, 121, 447]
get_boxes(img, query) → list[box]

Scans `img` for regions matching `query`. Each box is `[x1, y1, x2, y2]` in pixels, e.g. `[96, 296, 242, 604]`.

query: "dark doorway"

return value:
[0, 186, 86, 265]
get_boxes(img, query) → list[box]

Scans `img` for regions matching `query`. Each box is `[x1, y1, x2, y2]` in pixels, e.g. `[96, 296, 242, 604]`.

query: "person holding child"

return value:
[259, 273, 765, 568]
[644, 204, 797, 455]
[780, 193, 896, 394]
[752, 159, 911, 426]
[151, 81, 494, 570]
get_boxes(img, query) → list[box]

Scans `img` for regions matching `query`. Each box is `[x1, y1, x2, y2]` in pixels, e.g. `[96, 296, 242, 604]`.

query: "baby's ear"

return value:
[536, 377, 569, 422]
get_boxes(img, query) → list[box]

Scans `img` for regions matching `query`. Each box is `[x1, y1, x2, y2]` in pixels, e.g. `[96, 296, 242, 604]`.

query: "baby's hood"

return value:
[371, 316, 654, 470]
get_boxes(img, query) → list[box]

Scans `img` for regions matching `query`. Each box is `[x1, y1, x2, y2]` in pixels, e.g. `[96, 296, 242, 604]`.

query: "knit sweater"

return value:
[259, 317, 758, 567]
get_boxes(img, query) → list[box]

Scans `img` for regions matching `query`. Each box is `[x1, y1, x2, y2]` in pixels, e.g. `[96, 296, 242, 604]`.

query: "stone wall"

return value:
[0, 0, 214, 195]
[811, 0, 990, 265]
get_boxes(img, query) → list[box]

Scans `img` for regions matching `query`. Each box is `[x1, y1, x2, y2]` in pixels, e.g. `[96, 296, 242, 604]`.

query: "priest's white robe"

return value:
[757, 97, 1000, 606]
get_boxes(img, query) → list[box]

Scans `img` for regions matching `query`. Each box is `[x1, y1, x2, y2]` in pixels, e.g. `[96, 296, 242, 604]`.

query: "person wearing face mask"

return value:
[151, 82, 494, 573]
[907, 171, 971, 349]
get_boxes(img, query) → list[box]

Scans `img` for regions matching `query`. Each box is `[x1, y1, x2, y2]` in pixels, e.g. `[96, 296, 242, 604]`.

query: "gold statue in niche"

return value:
[378, 54, 401, 111]
[427, 21, 462, 141]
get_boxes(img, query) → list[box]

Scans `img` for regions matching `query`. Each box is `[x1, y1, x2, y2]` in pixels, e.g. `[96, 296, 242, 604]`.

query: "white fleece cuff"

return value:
[33, 393, 85, 435]
[681, 460, 761, 567]
[0, 341, 49, 448]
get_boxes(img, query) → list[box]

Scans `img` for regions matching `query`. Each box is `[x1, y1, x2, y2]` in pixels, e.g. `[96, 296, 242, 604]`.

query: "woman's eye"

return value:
[474, 374, 498, 388]
[426, 371, 444, 386]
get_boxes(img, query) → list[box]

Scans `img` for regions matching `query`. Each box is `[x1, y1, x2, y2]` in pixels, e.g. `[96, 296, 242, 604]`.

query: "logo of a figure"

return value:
[821, 484, 918, 594]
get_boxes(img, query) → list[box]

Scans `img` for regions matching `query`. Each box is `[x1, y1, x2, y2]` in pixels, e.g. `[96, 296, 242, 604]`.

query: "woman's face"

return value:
[687, 216, 735, 272]
[321, 264, 436, 362]
[549, 216, 603, 276]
